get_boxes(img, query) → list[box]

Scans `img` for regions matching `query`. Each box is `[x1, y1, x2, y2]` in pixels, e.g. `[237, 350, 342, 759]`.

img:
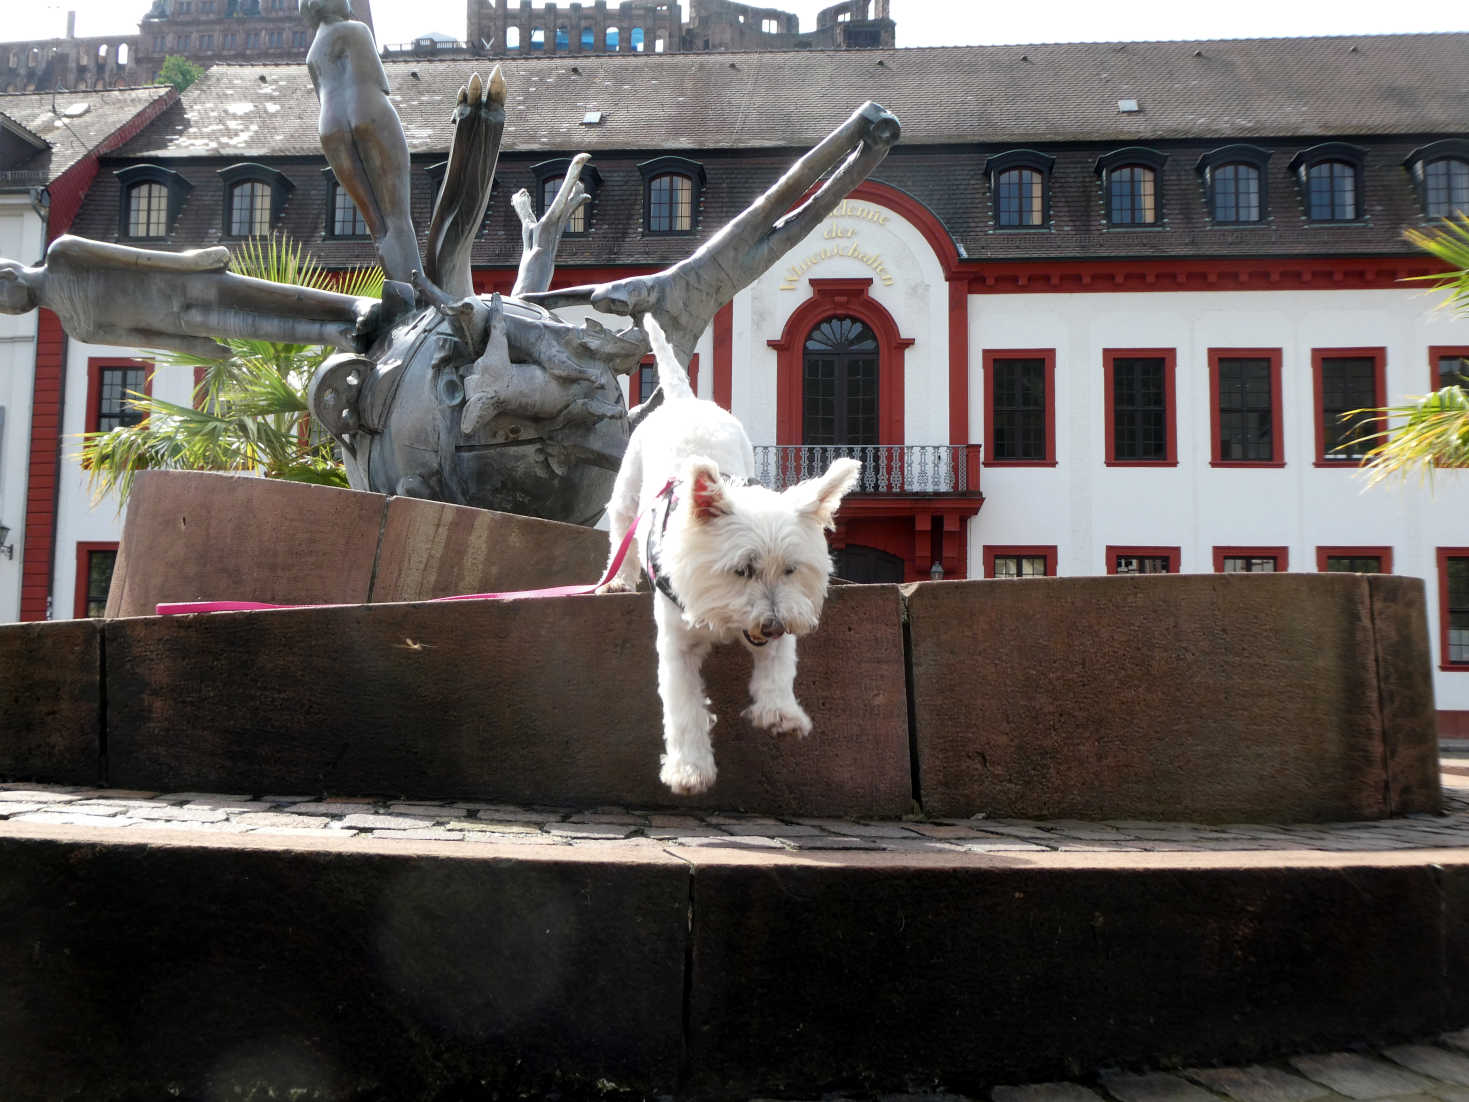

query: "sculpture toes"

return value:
[468, 72, 483, 103]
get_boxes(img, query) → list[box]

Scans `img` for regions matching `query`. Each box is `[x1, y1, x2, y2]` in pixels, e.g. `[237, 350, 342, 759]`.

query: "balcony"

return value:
[752, 444, 982, 497]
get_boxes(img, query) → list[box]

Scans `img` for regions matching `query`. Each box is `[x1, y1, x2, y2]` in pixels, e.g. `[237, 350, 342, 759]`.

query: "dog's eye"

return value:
[733, 564, 753, 579]
[784, 566, 796, 576]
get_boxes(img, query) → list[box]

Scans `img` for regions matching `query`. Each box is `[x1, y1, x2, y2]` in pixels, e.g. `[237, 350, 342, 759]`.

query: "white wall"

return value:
[0, 194, 44, 623]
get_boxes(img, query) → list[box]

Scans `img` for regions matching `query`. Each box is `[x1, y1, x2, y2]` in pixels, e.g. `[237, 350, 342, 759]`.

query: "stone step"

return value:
[3, 808, 1468, 1101]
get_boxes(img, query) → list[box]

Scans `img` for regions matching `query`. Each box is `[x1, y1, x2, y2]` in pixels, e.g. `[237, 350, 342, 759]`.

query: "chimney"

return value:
[66, 11, 76, 38]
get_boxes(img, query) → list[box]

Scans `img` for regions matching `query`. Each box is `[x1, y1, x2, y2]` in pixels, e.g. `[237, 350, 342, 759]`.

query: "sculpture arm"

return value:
[48, 235, 232, 275]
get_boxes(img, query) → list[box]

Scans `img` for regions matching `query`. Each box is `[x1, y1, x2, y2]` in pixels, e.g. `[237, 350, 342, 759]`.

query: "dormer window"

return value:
[219, 163, 293, 238]
[115, 164, 191, 240]
[1289, 143, 1366, 222]
[1097, 148, 1166, 226]
[1198, 144, 1270, 224]
[1405, 140, 1469, 219]
[985, 150, 1054, 229]
[323, 167, 367, 237]
[638, 156, 705, 235]
[531, 158, 602, 235]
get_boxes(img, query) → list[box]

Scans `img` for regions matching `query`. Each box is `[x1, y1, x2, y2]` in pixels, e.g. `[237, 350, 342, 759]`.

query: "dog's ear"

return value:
[789, 457, 861, 530]
[685, 457, 730, 522]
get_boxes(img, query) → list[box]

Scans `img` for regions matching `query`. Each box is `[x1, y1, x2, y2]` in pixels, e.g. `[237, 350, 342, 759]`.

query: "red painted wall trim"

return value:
[1431, 345, 1469, 388]
[73, 541, 119, 620]
[768, 277, 912, 446]
[712, 301, 732, 410]
[844, 180, 962, 279]
[963, 255, 1446, 295]
[1207, 348, 1285, 467]
[983, 545, 1058, 578]
[1315, 546, 1394, 574]
[983, 348, 1057, 467]
[1212, 545, 1290, 573]
[1311, 346, 1386, 466]
[1438, 547, 1469, 673]
[1103, 348, 1178, 467]
[1106, 545, 1182, 574]
[947, 278, 969, 447]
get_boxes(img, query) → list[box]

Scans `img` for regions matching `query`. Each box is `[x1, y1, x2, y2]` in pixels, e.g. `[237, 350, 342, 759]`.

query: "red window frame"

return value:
[1105, 545, 1181, 575]
[74, 541, 120, 620]
[1315, 546, 1393, 574]
[85, 357, 153, 434]
[983, 349, 1056, 467]
[1208, 348, 1284, 467]
[1103, 348, 1177, 466]
[983, 545, 1058, 578]
[1212, 546, 1289, 573]
[1311, 347, 1385, 466]
[628, 352, 699, 406]
[1439, 548, 1469, 672]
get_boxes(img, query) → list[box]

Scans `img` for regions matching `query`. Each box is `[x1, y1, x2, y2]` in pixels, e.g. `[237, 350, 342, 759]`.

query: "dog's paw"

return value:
[744, 700, 812, 738]
[660, 754, 717, 795]
[595, 578, 635, 595]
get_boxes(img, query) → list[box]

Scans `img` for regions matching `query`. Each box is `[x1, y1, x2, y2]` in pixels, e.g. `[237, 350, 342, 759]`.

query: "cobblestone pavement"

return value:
[4, 769, 1469, 853]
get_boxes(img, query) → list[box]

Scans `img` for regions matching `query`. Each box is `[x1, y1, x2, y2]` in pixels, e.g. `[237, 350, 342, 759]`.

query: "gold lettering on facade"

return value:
[778, 201, 896, 290]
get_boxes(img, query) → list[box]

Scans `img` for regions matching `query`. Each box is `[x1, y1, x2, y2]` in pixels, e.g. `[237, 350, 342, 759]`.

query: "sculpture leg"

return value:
[351, 118, 423, 286]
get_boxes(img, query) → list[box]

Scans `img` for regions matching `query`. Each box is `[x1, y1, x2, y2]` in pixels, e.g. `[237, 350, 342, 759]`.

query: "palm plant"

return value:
[1354, 212, 1469, 485]
[79, 234, 382, 505]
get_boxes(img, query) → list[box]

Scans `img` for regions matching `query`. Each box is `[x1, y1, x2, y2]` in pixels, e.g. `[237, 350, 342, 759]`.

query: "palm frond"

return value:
[1353, 385, 1469, 487]
[1403, 212, 1469, 313]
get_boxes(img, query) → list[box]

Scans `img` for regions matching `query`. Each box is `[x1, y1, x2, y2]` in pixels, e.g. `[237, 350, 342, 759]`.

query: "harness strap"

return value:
[155, 478, 677, 616]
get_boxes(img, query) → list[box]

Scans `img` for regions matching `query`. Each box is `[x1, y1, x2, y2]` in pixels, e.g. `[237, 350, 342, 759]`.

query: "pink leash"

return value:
[155, 479, 674, 616]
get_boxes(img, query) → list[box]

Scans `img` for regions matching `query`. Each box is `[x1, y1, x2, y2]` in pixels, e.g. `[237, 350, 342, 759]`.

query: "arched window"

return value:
[219, 163, 292, 238]
[126, 181, 170, 238]
[1097, 148, 1166, 226]
[505, 26, 520, 49]
[803, 316, 879, 446]
[581, 25, 594, 50]
[1198, 145, 1270, 224]
[555, 25, 568, 50]
[117, 42, 129, 65]
[995, 168, 1043, 227]
[229, 180, 272, 236]
[639, 156, 704, 235]
[116, 164, 191, 240]
[1290, 143, 1365, 222]
[606, 25, 619, 50]
[530, 26, 545, 50]
[631, 26, 645, 52]
[1406, 141, 1469, 219]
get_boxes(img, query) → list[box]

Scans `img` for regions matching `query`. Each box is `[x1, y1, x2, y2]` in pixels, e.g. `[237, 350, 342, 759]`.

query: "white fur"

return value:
[599, 314, 861, 795]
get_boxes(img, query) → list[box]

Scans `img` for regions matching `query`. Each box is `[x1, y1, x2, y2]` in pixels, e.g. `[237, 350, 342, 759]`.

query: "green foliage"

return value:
[78, 234, 383, 506]
[1352, 212, 1469, 484]
[157, 55, 205, 92]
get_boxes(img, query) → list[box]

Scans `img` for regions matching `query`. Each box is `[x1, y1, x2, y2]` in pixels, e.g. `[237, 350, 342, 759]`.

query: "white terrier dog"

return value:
[598, 314, 861, 795]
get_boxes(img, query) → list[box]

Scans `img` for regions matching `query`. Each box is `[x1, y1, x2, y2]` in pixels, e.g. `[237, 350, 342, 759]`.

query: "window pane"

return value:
[803, 317, 879, 446]
[991, 357, 1046, 460]
[332, 185, 367, 236]
[648, 173, 691, 232]
[1116, 555, 1170, 575]
[996, 167, 1043, 227]
[1113, 357, 1167, 460]
[994, 555, 1047, 579]
[1449, 557, 1469, 663]
[86, 549, 118, 618]
[97, 367, 147, 432]
[1217, 357, 1273, 460]
[1307, 161, 1356, 220]
[1320, 356, 1379, 458]
[1222, 556, 1276, 573]
[1326, 556, 1382, 573]
[1213, 163, 1260, 222]
[230, 180, 272, 236]
[1425, 159, 1469, 218]
[1110, 166, 1156, 225]
[541, 175, 585, 232]
[1439, 354, 1469, 389]
[128, 182, 169, 238]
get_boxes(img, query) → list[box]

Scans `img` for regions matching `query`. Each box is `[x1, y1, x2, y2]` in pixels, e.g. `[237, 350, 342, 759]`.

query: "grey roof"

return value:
[120, 32, 1469, 161]
[0, 85, 175, 181]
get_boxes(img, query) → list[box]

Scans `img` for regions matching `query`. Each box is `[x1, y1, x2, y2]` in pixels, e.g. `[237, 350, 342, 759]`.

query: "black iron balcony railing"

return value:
[752, 444, 982, 495]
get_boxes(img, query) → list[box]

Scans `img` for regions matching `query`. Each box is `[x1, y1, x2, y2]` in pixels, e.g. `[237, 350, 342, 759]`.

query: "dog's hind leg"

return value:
[742, 635, 812, 738]
[654, 600, 718, 795]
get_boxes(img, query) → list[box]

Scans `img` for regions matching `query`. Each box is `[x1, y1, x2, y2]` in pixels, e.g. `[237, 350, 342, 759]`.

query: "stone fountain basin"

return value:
[0, 470, 1441, 821]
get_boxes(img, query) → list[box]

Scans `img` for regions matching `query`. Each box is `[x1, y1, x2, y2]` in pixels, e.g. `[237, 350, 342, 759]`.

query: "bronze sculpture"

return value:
[0, 7, 900, 525]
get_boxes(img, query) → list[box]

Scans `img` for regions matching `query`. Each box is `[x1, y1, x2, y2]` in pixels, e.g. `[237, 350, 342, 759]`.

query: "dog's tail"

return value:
[642, 313, 694, 403]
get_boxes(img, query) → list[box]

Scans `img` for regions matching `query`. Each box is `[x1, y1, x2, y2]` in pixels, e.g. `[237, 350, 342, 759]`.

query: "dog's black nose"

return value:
[761, 618, 786, 640]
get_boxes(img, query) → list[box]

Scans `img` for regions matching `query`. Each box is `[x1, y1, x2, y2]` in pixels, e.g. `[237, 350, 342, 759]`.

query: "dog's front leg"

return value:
[654, 598, 718, 794]
[742, 634, 811, 737]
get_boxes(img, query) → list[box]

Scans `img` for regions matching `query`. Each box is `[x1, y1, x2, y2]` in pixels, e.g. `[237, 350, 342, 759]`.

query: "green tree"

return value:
[157, 55, 205, 92]
[79, 234, 382, 506]
[1354, 212, 1469, 485]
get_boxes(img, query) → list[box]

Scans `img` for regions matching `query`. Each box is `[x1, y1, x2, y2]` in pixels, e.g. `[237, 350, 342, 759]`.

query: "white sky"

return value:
[5, 0, 1466, 48]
